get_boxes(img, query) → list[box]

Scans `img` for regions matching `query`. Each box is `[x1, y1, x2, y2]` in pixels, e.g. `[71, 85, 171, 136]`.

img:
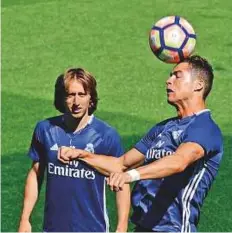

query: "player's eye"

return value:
[172, 71, 182, 79]
[170, 72, 178, 78]
[176, 73, 182, 79]
[78, 93, 86, 97]
[66, 93, 75, 98]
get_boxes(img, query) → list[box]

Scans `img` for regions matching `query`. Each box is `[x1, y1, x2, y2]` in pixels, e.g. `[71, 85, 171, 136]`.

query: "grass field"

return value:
[1, 0, 232, 231]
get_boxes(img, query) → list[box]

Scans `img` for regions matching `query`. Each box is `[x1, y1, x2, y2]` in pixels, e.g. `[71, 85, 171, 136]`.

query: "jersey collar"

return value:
[195, 109, 210, 115]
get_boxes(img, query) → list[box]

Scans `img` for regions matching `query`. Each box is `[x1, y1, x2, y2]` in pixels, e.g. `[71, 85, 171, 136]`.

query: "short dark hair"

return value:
[180, 55, 214, 99]
[54, 68, 99, 115]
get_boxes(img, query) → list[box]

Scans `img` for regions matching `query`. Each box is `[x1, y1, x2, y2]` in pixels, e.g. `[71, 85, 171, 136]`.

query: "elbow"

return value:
[173, 160, 187, 174]
[175, 165, 185, 174]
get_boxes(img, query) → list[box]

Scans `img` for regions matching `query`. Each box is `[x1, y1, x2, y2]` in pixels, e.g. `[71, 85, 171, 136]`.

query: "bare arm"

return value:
[58, 147, 145, 176]
[18, 161, 45, 232]
[115, 184, 131, 232]
[137, 142, 204, 179]
[108, 142, 205, 189]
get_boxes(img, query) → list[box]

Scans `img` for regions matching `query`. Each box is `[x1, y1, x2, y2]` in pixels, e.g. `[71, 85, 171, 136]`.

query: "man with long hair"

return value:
[18, 68, 130, 232]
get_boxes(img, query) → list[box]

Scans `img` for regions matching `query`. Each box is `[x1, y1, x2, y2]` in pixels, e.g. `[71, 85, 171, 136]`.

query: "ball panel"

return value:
[149, 29, 161, 52]
[179, 17, 195, 35]
[182, 37, 196, 58]
[159, 49, 180, 63]
[155, 16, 175, 28]
[163, 25, 185, 48]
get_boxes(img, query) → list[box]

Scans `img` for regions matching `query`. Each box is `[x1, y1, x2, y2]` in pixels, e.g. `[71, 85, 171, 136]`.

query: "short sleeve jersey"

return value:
[28, 115, 124, 232]
[131, 110, 223, 232]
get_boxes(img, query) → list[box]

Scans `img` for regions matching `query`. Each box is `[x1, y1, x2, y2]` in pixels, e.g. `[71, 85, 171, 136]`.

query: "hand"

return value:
[58, 147, 87, 164]
[18, 219, 31, 232]
[58, 146, 76, 164]
[107, 172, 131, 192]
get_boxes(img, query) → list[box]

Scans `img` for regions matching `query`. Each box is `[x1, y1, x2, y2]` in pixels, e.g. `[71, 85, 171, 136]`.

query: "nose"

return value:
[166, 76, 173, 86]
[74, 94, 80, 105]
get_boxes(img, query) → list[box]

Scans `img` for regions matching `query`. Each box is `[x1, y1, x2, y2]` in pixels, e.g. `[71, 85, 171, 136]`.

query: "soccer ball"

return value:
[149, 16, 196, 63]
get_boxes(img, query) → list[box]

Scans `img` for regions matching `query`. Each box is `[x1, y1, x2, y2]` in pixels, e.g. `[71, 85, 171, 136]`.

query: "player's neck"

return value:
[175, 100, 206, 118]
[64, 113, 91, 133]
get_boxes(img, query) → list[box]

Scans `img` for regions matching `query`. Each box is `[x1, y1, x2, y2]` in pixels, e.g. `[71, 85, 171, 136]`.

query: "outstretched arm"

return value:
[18, 161, 45, 232]
[108, 142, 205, 190]
[58, 147, 145, 176]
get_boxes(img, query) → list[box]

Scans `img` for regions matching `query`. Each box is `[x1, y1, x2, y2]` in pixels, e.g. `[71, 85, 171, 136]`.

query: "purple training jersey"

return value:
[131, 110, 223, 232]
[28, 115, 124, 232]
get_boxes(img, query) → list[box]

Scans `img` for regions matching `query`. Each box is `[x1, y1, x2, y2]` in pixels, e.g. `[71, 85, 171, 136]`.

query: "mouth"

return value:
[166, 88, 174, 94]
[71, 105, 81, 114]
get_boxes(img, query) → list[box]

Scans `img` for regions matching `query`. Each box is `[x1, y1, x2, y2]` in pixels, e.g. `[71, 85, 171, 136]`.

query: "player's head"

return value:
[54, 68, 98, 117]
[166, 55, 214, 105]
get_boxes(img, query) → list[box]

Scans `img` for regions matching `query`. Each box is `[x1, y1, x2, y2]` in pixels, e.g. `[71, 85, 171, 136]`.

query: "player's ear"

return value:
[194, 79, 204, 92]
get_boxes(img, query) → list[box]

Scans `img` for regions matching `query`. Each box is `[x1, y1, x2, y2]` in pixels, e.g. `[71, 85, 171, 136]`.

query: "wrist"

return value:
[83, 150, 94, 159]
[20, 216, 30, 222]
[126, 169, 140, 182]
[20, 211, 31, 222]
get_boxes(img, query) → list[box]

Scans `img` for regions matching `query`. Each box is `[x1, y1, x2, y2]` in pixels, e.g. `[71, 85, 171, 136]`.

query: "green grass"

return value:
[2, 0, 232, 231]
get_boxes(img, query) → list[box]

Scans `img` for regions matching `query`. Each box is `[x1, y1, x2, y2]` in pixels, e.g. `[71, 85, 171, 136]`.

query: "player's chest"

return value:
[43, 127, 104, 162]
[145, 124, 186, 163]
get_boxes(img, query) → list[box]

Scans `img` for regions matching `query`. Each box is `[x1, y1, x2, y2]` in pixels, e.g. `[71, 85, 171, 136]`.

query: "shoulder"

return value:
[157, 116, 178, 127]
[92, 116, 120, 137]
[182, 111, 223, 152]
[187, 111, 222, 138]
[146, 117, 177, 136]
[92, 117, 124, 155]
[34, 115, 63, 133]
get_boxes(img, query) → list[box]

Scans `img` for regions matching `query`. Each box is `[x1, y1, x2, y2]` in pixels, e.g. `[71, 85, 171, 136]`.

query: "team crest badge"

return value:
[172, 130, 183, 140]
[84, 143, 95, 153]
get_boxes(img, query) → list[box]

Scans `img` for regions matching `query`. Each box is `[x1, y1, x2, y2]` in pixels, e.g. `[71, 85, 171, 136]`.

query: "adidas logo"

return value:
[50, 143, 58, 151]
[155, 140, 165, 148]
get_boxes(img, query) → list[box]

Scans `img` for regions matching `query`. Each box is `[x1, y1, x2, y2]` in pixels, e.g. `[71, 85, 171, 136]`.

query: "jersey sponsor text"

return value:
[48, 162, 95, 179]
